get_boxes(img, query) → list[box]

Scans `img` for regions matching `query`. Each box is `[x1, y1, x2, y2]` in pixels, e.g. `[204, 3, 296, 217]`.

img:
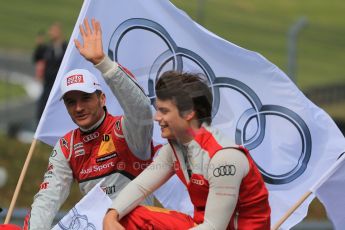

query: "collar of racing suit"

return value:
[79, 107, 107, 134]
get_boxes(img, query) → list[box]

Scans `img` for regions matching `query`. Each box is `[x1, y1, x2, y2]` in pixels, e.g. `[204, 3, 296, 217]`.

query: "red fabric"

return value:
[0, 224, 21, 230]
[61, 113, 153, 182]
[172, 132, 271, 229]
[153, 144, 163, 154]
[193, 127, 223, 158]
[187, 147, 270, 229]
[228, 147, 271, 230]
[120, 206, 195, 230]
[23, 210, 30, 230]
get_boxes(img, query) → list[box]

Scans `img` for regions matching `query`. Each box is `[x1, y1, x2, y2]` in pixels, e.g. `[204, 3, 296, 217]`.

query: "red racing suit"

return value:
[24, 56, 153, 229]
[111, 124, 270, 230]
[61, 113, 153, 195]
[171, 126, 271, 229]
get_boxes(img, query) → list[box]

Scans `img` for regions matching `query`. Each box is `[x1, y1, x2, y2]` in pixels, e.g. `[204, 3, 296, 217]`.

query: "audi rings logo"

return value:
[213, 165, 236, 177]
[191, 178, 205, 186]
[108, 18, 312, 185]
[83, 132, 100, 143]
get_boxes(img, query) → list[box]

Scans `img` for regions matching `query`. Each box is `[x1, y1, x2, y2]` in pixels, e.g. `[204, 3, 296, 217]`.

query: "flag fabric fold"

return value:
[52, 179, 112, 230]
[313, 153, 345, 230]
[35, 0, 345, 229]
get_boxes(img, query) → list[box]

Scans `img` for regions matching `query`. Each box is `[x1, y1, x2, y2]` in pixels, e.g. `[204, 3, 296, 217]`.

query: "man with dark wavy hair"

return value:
[104, 71, 271, 229]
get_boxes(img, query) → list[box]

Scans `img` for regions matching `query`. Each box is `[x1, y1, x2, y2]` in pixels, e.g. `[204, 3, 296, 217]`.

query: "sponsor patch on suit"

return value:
[96, 134, 117, 163]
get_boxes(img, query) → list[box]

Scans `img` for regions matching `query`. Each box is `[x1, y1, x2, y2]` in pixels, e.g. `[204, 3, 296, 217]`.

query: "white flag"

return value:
[52, 179, 112, 230]
[312, 153, 345, 230]
[35, 0, 345, 229]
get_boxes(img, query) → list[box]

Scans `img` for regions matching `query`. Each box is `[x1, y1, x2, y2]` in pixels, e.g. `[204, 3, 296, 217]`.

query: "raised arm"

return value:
[75, 19, 153, 160]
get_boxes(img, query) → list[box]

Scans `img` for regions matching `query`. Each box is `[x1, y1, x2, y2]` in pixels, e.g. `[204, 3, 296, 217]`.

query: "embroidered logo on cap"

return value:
[67, 74, 84, 86]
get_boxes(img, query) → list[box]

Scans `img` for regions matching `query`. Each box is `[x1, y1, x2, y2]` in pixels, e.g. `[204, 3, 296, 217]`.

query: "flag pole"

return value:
[4, 138, 38, 224]
[271, 190, 312, 230]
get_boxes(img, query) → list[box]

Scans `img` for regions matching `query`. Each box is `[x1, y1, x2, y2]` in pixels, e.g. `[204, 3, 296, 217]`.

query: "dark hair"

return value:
[95, 90, 103, 96]
[155, 71, 213, 125]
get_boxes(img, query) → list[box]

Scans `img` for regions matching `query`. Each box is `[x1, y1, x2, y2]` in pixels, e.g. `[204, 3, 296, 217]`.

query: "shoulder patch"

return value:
[115, 120, 121, 131]
[60, 138, 69, 150]
[50, 149, 57, 158]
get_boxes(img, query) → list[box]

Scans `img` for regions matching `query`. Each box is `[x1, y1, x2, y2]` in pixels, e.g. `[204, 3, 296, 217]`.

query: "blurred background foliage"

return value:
[0, 0, 344, 90]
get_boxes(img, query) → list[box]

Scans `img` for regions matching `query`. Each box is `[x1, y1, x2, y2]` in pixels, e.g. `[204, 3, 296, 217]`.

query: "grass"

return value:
[0, 0, 344, 90]
[322, 101, 345, 120]
[171, 0, 345, 90]
[0, 0, 82, 53]
[0, 80, 26, 100]
[0, 136, 81, 211]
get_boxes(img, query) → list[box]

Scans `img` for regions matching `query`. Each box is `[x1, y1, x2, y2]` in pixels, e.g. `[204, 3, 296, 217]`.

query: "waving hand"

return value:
[74, 18, 105, 65]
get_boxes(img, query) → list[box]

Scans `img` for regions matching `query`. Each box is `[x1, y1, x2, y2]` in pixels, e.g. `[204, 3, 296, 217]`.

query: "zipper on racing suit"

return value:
[234, 211, 239, 230]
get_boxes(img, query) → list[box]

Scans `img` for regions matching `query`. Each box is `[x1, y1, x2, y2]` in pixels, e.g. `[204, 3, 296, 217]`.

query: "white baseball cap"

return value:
[60, 69, 102, 99]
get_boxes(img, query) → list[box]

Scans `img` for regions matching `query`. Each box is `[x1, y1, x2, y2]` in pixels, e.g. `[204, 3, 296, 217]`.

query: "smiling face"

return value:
[63, 90, 105, 129]
[154, 98, 194, 142]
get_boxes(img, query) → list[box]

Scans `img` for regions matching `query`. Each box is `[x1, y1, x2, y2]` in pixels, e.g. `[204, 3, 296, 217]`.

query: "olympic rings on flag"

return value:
[108, 18, 311, 185]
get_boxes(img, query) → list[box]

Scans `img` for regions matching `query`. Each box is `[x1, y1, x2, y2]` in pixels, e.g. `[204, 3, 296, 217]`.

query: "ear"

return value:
[183, 110, 196, 121]
[100, 93, 106, 107]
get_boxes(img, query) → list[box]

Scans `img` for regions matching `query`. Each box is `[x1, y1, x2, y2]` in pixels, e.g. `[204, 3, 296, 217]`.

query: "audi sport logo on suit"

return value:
[83, 132, 100, 142]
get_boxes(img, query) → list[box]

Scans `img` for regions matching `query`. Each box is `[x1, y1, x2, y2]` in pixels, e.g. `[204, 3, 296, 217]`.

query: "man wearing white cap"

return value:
[24, 19, 154, 230]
